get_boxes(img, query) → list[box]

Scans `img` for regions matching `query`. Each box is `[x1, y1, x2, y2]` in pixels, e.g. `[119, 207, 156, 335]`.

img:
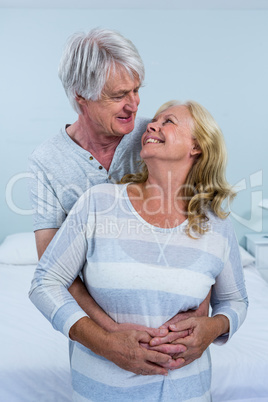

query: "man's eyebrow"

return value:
[112, 90, 128, 96]
[111, 84, 141, 96]
[134, 83, 141, 90]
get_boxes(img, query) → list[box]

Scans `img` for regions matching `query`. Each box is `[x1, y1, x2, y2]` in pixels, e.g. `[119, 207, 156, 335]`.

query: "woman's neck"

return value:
[145, 160, 191, 201]
[127, 170, 189, 228]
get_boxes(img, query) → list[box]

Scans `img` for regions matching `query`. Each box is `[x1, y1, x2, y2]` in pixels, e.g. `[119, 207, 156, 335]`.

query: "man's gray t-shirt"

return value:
[28, 116, 150, 231]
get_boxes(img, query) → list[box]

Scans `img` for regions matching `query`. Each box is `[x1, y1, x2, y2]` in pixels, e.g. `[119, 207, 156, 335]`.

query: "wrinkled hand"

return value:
[148, 316, 227, 368]
[113, 323, 186, 370]
[105, 292, 213, 372]
[103, 329, 178, 376]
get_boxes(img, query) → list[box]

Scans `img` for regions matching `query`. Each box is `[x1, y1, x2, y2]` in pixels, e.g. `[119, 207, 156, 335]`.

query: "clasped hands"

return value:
[106, 293, 219, 376]
[114, 313, 214, 375]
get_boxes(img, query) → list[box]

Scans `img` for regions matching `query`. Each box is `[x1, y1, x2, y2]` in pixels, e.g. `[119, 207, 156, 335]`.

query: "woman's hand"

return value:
[147, 315, 229, 367]
[144, 291, 212, 362]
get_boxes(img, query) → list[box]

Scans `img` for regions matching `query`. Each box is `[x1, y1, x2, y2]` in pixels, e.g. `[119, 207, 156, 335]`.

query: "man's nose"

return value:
[125, 92, 140, 112]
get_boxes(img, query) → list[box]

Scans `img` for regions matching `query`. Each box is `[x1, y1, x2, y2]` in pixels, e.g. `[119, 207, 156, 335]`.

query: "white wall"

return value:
[1, 8, 267, 244]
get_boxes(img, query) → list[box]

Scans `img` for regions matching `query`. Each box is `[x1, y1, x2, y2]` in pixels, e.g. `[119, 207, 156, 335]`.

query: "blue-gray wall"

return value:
[1, 8, 267, 245]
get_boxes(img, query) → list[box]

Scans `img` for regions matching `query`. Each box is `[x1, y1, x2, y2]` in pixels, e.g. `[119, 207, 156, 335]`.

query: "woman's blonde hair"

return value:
[121, 100, 236, 237]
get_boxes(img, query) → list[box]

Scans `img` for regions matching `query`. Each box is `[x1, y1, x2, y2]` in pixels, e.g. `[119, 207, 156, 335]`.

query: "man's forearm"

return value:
[68, 277, 118, 332]
[35, 228, 120, 333]
[68, 278, 177, 341]
[69, 316, 172, 376]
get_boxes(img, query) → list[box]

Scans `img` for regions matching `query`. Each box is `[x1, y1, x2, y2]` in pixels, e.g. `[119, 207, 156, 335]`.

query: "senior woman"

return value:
[29, 100, 248, 401]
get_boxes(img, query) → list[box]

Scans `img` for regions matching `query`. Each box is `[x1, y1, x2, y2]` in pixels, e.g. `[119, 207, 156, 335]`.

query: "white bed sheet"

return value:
[1, 262, 268, 402]
[0, 264, 73, 402]
[211, 264, 268, 402]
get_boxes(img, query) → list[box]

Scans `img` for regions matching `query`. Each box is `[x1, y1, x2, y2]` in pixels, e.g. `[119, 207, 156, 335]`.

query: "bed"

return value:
[0, 233, 72, 402]
[0, 232, 267, 402]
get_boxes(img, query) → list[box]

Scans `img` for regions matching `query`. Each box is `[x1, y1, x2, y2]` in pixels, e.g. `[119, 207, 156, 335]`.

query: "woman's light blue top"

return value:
[29, 183, 248, 402]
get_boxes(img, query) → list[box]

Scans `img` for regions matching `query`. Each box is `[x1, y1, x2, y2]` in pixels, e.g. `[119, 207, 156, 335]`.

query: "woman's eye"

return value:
[165, 118, 174, 124]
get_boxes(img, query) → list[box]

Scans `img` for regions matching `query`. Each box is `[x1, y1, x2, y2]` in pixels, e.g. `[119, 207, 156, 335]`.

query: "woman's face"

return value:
[140, 105, 200, 164]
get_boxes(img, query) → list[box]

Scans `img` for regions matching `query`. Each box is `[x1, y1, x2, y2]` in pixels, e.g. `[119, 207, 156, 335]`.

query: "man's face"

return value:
[81, 66, 141, 137]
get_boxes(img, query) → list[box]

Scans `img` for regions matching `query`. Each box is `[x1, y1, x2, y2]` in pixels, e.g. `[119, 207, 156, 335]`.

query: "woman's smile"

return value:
[144, 136, 165, 145]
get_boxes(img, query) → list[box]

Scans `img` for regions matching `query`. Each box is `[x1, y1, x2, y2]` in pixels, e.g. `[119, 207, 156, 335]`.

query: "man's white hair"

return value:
[58, 28, 145, 114]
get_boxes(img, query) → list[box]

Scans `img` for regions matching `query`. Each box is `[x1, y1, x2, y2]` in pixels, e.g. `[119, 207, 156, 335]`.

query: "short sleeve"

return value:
[28, 154, 67, 231]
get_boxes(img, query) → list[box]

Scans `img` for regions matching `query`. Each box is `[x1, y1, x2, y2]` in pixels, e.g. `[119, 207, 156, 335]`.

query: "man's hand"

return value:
[103, 329, 178, 376]
[70, 317, 178, 376]
[110, 322, 187, 370]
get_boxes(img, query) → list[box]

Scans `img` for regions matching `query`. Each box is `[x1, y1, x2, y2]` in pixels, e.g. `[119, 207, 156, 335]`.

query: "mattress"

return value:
[0, 264, 73, 402]
[211, 264, 268, 401]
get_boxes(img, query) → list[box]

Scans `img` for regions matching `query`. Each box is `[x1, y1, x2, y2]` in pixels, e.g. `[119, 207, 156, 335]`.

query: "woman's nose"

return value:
[147, 122, 158, 132]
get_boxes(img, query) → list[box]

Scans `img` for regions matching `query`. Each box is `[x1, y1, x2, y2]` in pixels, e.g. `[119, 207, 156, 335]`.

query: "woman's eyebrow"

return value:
[166, 113, 179, 122]
[152, 113, 178, 123]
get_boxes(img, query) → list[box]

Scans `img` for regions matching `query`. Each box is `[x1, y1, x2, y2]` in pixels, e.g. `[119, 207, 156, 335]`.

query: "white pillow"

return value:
[239, 245, 255, 267]
[0, 233, 254, 268]
[0, 232, 38, 265]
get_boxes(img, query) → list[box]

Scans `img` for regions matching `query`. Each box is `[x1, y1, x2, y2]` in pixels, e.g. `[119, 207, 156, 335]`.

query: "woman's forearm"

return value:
[210, 314, 229, 337]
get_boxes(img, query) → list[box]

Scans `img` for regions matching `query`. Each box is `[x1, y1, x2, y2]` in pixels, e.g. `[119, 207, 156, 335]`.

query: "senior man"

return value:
[29, 28, 211, 376]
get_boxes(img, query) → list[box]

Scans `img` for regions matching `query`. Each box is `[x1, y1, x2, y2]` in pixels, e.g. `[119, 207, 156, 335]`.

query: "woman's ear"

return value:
[191, 141, 202, 157]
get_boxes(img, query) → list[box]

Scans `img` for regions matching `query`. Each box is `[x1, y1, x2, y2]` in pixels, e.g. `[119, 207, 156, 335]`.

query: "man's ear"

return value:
[76, 94, 87, 105]
[190, 141, 202, 157]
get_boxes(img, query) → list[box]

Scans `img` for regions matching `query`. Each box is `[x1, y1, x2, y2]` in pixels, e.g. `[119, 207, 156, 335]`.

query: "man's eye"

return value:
[113, 95, 124, 101]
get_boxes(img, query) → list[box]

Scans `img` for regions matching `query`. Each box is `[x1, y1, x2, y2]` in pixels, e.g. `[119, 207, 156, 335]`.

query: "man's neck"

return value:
[66, 120, 123, 171]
